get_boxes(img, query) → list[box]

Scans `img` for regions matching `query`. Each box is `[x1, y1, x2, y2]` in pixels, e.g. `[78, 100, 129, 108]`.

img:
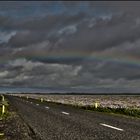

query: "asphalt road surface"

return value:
[7, 95, 140, 140]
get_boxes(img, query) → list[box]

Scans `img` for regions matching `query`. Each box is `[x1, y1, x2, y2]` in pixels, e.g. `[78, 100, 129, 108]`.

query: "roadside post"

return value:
[0, 132, 4, 138]
[0, 95, 5, 138]
[1, 95, 9, 116]
[0, 133, 4, 136]
[95, 101, 99, 109]
[1, 95, 5, 115]
[41, 98, 43, 102]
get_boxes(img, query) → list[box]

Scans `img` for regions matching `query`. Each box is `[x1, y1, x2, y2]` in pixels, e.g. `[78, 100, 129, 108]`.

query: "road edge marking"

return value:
[100, 123, 124, 131]
[61, 111, 70, 115]
[45, 106, 50, 109]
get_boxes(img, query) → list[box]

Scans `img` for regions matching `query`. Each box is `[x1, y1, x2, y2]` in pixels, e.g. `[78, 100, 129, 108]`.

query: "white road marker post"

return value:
[0, 95, 5, 137]
[94, 101, 99, 109]
[41, 98, 43, 102]
[95, 102, 98, 108]
[2, 105, 5, 115]
[0, 133, 4, 136]
[1, 95, 5, 115]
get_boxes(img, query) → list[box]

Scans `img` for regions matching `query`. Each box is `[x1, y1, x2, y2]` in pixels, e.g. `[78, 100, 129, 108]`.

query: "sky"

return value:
[1, 1, 140, 93]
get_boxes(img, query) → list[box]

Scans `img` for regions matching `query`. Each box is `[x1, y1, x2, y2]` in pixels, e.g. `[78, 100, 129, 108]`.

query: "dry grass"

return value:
[13, 94, 140, 109]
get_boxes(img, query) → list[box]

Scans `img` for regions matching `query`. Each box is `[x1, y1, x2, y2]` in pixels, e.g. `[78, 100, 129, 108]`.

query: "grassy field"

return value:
[12, 94, 140, 118]
[14, 94, 140, 108]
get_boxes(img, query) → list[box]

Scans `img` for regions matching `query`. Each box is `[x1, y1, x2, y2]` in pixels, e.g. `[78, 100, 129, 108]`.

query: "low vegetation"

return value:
[74, 105, 140, 118]
[12, 94, 140, 118]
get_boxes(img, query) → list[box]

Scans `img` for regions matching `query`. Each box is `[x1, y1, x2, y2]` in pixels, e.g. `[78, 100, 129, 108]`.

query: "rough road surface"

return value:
[0, 102, 39, 140]
[6, 95, 140, 140]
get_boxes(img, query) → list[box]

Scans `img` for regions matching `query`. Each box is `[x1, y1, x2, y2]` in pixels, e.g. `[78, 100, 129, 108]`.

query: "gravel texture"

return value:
[0, 102, 39, 140]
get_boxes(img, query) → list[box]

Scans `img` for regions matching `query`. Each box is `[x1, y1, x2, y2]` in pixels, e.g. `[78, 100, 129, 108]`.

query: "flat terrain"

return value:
[13, 94, 140, 109]
[6, 95, 140, 140]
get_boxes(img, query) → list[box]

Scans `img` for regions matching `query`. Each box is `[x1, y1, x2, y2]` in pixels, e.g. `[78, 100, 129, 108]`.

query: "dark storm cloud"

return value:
[0, 10, 86, 30]
[16, 10, 139, 57]
[82, 60, 140, 80]
[5, 2, 140, 56]
[5, 12, 86, 49]
[1, 57, 140, 89]
[8, 31, 47, 47]
[0, 58, 83, 87]
[56, 12, 140, 53]
[1, 1, 140, 91]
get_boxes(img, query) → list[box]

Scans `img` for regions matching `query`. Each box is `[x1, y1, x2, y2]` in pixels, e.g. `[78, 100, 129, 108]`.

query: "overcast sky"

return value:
[1, 1, 140, 93]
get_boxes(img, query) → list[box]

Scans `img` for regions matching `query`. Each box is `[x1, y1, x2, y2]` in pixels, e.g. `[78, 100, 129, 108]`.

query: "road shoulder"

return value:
[0, 101, 39, 140]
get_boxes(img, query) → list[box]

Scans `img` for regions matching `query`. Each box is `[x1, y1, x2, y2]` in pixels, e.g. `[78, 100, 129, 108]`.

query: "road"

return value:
[6, 95, 140, 140]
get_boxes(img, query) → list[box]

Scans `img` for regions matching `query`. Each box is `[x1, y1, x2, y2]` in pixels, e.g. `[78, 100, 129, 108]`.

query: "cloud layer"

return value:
[0, 1, 140, 92]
